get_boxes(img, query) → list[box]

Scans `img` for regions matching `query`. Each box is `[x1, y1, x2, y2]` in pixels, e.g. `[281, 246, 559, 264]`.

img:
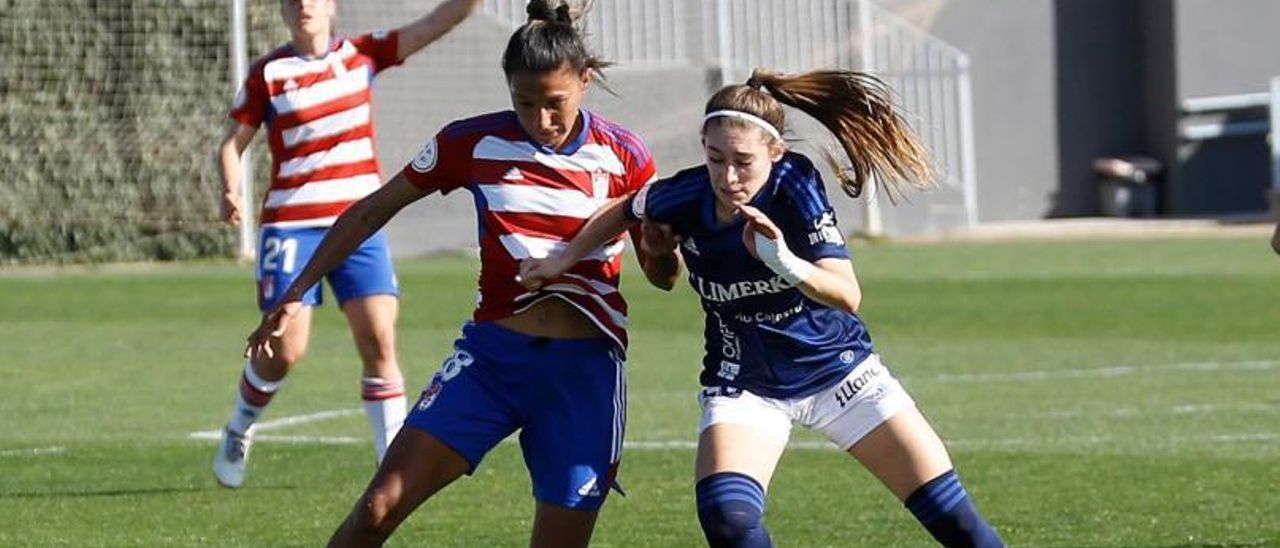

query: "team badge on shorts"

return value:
[259, 275, 275, 302]
[415, 373, 444, 411]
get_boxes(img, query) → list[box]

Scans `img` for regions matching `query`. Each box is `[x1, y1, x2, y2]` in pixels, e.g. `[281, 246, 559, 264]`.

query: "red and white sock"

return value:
[361, 376, 407, 463]
[228, 361, 282, 435]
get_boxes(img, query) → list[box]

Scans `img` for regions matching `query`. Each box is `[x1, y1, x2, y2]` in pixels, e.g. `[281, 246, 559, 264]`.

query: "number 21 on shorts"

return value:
[261, 236, 298, 274]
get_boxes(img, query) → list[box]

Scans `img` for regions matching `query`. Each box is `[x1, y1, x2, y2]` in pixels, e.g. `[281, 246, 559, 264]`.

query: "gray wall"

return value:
[887, 0, 1060, 222]
[1053, 0, 1146, 216]
[1167, 0, 1280, 215]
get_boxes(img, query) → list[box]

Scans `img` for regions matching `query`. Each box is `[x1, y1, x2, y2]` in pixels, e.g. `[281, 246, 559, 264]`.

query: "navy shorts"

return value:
[255, 226, 399, 311]
[405, 321, 626, 511]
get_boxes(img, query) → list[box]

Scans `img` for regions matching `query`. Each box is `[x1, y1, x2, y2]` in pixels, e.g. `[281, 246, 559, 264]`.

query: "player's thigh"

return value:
[847, 405, 953, 501]
[340, 295, 399, 367]
[360, 427, 471, 522]
[694, 389, 792, 489]
[530, 503, 599, 548]
[329, 230, 399, 311]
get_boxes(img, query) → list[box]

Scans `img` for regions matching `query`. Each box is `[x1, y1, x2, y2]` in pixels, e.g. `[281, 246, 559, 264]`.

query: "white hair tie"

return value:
[703, 110, 783, 142]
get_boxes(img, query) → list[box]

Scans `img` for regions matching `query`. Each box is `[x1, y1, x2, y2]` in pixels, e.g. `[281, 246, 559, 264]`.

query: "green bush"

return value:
[0, 0, 286, 264]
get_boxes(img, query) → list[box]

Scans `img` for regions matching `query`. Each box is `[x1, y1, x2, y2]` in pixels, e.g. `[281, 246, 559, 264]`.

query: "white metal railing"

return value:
[712, 0, 978, 232]
[865, 1, 978, 229]
[230, 0, 977, 250]
[1178, 82, 1280, 195]
[482, 0, 689, 67]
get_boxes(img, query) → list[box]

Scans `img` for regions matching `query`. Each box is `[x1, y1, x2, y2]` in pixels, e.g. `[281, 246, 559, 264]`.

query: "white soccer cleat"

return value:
[213, 426, 253, 488]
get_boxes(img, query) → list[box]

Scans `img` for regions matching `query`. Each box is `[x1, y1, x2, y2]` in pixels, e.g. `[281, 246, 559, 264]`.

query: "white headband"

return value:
[703, 110, 783, 142]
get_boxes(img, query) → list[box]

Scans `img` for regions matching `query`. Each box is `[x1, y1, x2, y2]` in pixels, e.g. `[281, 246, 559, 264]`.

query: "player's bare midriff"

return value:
[494, 296, 607, 340]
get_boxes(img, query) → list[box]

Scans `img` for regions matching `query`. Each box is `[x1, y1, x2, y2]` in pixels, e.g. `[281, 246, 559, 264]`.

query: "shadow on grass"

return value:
[0, 484, 297, 499]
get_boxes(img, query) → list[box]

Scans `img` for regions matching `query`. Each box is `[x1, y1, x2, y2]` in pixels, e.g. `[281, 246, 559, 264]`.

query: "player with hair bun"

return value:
[520, 68, 1005, 547]
[245, 1, 666, 545]
[213, 0, 484, 489]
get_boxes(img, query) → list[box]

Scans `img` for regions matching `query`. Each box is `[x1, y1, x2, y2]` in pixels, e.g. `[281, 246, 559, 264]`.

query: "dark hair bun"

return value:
[526, 0, 568, 23]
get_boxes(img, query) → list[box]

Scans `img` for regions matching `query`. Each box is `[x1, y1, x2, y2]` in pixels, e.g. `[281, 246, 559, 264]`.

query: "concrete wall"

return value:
[1167, 0, 1280, 215]
[884, 0, 1060, 222]
[1052, 0, 1146, 216]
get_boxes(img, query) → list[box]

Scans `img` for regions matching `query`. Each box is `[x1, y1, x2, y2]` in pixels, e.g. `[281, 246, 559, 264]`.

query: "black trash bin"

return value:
[1093, 156, 1161, 218]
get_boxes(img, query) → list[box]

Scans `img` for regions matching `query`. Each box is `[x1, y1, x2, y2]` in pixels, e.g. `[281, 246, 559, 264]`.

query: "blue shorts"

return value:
[255, 226, 399, 311]
[405, 321, 626, 511]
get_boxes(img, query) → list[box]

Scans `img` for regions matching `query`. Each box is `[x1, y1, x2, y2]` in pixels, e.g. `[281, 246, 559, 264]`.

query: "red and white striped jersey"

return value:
[402, 111, 656, 349]
[229, 32, 402, 228]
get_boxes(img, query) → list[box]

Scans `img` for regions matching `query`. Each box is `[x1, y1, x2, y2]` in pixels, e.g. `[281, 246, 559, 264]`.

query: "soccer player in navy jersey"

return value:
[245, 1, 670, 546]
[520, 68, 1005, 547]
[212, 0, 484, 488]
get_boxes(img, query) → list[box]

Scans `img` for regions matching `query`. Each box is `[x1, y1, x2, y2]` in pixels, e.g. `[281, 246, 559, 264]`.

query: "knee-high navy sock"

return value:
[904, 469, 1004, 548]
[695, 472, 773, 548]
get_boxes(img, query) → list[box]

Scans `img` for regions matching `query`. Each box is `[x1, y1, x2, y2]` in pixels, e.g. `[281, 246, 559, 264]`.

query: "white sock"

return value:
[361, 376, 407, 463]
[228, 361, 282, 435]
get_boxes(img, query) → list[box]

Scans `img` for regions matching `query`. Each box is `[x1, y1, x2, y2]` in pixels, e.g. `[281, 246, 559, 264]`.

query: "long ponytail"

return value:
[704, 68, 934, 200]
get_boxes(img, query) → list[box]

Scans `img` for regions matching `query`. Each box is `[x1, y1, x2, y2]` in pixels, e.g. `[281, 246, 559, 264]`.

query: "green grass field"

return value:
[2, 237, 1278, 547]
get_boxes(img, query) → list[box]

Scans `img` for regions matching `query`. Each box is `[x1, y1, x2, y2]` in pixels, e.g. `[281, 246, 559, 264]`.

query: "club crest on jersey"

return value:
[411, 137, 439, 173]
[591, 170, 610, 198]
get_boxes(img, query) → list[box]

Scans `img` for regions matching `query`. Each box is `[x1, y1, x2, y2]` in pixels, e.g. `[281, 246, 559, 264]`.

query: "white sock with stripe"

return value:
[228, 361, 283, 436]
[361, 376, 407, 463]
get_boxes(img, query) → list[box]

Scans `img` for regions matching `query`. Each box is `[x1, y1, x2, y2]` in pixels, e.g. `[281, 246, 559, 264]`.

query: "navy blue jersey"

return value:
[628, 152, 874, 399]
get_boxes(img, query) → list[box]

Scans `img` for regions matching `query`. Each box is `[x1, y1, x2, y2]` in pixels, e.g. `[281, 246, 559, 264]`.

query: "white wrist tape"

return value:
[753, 231, 816, 285]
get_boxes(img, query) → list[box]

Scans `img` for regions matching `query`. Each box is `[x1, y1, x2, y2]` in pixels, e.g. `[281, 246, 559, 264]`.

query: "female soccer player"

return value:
[245, 2, 666, 546]
[213, 0, 483, 488]
[519, 69, 1005, 547]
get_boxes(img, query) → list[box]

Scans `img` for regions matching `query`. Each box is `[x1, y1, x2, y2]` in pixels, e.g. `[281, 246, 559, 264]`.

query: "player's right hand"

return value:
[639, 221, 679, 257]
[220, 191, 242, 226]
[517, 257, 569, 290]
[244, 300, 302, 360]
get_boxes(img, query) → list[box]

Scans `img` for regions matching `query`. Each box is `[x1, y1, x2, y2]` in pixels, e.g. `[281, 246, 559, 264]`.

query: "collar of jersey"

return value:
[285, 35, 344, 61]
[525, 109, 591, 156]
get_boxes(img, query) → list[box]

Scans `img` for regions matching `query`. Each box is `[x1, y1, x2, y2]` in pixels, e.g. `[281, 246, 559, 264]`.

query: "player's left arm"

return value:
[394, 0, 484, 62]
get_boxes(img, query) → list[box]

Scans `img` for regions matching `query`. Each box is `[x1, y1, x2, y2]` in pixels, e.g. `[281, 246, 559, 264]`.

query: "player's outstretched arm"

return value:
[394, 0, 484, 62]
[519, 195, 639, 290]
[245, 174, 429, 359]
[739, 204, 862, 314]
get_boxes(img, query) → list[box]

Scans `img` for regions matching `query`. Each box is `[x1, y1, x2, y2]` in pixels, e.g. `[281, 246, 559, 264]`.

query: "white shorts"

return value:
[697, 354, 915, 451]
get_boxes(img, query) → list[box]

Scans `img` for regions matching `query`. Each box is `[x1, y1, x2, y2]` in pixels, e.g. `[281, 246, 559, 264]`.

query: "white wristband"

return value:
[753, 231, 816, 285]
